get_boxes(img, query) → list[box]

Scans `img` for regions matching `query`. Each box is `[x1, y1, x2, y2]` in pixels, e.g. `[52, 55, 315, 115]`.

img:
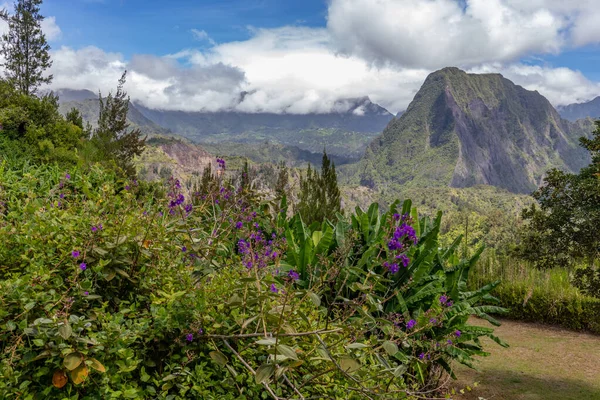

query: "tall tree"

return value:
[296, 150, 342, 225]
[1, 0, 52, 95]
[92, 71, 146, 177]
[520, 120, 600, 297]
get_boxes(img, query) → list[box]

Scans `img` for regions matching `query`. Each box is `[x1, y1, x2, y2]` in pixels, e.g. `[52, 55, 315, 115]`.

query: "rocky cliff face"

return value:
[358, 67, 592, 194]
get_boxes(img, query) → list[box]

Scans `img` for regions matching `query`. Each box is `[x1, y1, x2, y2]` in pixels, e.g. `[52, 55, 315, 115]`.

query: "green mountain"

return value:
[134, 97, 392, 157]
[57, 95, 171, 137]
[355, 67, 593, 194]
[558, 96, 600, 121]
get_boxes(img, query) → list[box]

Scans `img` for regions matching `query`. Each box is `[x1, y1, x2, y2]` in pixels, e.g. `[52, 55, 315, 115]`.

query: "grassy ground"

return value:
[449, 318, 600, 400]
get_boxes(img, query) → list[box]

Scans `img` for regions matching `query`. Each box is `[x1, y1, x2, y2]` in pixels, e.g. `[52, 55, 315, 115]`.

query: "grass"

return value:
[449, 318, 600, 400]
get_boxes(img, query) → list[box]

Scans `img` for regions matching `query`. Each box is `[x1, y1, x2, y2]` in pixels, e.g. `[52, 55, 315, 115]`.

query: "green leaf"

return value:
[209, 351, 228, 366]
[255, 364, 275, 384]
[276, 344, 298, 360]
[58, 321, 72, 340]
[382, 341, 399, 356]
[64, 353, 83, 371]
[88, 358, 106, 373]
[339, 357, 360, 373]
[346, 343, 369, 350]
[255, 338, 277, 346]
[308, 292, 321, 307]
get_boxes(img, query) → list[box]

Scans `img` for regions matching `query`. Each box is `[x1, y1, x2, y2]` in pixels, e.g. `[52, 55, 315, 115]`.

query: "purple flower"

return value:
[91, 226, 98, 232]
[59, 193, 64, 199]
[271, 251, 278, 258]
[288, 270, 300, 281]
[184, 204, 193, 213]
[447, 339, 453, 345]
[182, 246, 187, 252]
[186, 333, 193, 342]
[198, 328, 203, 334]
[397, 254, 410, 267]
[439, 295, 448, 305]
[235, 221, 243, 229]
[446, 301, 453, 307]
[79, 263, 87, 271]
[65, 173, 71, 180]
[385, 262, 399, 274]
[429, 318, 437, 324]
[455, 330, 461, 337]
[84, 291, 89, 296]
[270, 284, 279, 293]
[72, 250, 80, 258]
[125, 185, 130, 191]
[406, 319, 416, 330]
[419, 353, 425, 360]
[393, 213, 401, 221]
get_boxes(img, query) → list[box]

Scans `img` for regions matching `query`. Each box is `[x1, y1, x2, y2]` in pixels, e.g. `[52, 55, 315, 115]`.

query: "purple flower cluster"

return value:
[383, 261, 399, 274]
[169, 193, 185, 209]
[406, 319, 417, 330]
[439, 295, 453, 307]
[388, 223, 418, 251]
[216, 158, 226, 169]
[91, 224, 103, 232]
[238, 231, 283, 270]
[288, 270, 300, 281]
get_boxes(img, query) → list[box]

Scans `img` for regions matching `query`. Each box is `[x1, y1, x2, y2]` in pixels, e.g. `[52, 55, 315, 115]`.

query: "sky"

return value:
[5, 0, 600, 114]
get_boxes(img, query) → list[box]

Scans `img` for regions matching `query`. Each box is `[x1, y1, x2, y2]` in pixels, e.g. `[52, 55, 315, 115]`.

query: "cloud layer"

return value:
[28, 1, 600, 113]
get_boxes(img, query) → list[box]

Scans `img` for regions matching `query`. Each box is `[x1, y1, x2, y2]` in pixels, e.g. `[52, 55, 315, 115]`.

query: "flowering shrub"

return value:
[0, 162, 506, 399]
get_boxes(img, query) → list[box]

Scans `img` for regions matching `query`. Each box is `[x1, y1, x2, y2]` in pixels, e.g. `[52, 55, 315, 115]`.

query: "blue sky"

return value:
[32, 0, 600, 113]
[43, 0, 328, 57]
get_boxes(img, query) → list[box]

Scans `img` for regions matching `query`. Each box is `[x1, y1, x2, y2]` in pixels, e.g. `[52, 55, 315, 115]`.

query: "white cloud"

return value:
[42, 1, 600, 114]
[327, 0, 600, 69]
[327, 0, 567, 69]
[41, 16, 62, 41]
[470, 63, 600, 106]
[190, 29, 216, 45]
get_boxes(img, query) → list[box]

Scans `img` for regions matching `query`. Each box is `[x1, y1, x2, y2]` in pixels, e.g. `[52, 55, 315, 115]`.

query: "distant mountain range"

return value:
[557, 96, 600, 121]
[55, 90, 393, 157]
[355, 67, 593, 194]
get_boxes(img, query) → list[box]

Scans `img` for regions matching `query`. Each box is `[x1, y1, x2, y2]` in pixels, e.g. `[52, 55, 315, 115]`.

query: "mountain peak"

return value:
[358, 69, 591, 194]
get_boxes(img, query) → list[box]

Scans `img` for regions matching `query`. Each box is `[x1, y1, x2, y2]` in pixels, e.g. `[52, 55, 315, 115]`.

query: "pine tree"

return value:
[92, 71, 146, 177]
[1, 0, 53, 95]
[275, 161, 289, 200]
[297, 150, 341, 225]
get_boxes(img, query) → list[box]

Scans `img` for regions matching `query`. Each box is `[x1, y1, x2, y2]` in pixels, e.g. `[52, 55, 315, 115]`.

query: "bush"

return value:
[0, 162, 506, 399]
[471, 253, 600, 334]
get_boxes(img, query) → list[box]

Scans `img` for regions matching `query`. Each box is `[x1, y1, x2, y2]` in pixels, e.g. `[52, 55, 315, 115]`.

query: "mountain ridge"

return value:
[356, 67, 592, 194]
[558, 96, 600, 121]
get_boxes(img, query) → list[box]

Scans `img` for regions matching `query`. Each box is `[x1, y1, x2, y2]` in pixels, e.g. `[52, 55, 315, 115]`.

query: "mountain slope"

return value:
[134, 97, 393, 157]
[58, 98, 171, 136]
[558, 96, 600, 121]
[357, 67, 592, 194]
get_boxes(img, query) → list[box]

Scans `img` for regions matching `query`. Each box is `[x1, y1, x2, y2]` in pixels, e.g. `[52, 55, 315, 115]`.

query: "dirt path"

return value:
[449, 318, 600, 400]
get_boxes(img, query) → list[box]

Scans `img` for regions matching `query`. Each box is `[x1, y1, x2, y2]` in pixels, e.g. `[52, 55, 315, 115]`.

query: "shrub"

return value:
[0, 162, 506, 399]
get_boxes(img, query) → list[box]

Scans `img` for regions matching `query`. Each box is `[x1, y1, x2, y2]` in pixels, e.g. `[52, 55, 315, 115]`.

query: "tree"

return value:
[92, 71, 146, 177]
[275, 161, 289, 200]
[1, 0, 52, 96]
[520, 120, 600, 297]
[296, 150, 342, 225]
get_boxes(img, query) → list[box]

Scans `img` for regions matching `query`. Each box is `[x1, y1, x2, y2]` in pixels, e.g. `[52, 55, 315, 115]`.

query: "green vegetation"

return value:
[354, 67, 591, 194]
[520, 120, 600, 297]
[89, 72, 146, 177]
[297, 151, 342, 225]
[0, 159, 506, 398]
